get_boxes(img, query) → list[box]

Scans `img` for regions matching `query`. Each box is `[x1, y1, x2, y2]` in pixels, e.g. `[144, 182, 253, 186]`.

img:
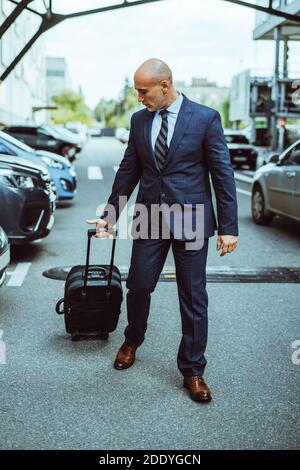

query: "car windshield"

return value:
[225, 134, 249, 144]
[0, 130, 34, 152]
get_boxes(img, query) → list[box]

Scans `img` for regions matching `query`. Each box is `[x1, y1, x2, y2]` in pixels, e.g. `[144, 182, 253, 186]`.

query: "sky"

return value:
[44, 0, 300, 109]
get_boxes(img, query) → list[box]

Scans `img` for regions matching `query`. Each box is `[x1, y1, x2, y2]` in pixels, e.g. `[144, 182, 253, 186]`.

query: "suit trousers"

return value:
[125, 236, 209, 377]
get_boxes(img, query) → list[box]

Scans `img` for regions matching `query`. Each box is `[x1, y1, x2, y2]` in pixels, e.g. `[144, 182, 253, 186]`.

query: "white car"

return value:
[0, 226, 10, 288]
[119, 130, 130, 144]
[251, 139, 300, 225]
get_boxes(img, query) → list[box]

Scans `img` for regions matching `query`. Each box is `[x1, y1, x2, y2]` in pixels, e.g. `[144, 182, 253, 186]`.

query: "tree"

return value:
[94, 98, 118, 125]
[50, 90, 93, 125]
[219, 98, 232, 128]
[93, 78, 140, 128]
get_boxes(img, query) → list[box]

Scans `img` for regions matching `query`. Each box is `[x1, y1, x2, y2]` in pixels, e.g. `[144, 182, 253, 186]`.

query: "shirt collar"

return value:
[157, 92, 183, 116]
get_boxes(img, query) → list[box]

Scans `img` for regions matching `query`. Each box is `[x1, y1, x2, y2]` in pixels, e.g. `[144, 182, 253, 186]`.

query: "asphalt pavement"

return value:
[0, 137, 299, 450]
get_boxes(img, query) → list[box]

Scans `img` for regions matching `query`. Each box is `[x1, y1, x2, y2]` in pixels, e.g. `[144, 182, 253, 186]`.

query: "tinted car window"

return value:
[282, 143, 300, 166]
[8, 127, 37, 135]
[1, 131, 34, 152]
[22, 127, 38, 135]
[224, 134, 249, 144]
[6, 127, 20, 133]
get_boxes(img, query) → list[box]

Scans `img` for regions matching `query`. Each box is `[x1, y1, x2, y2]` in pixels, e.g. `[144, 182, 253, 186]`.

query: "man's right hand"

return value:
[86, 219, 112, 238]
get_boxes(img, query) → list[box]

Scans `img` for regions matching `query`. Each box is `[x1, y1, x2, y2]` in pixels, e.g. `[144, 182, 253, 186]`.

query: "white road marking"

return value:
[113, 165, 119, 173]
[88, 166, 103, 180]
[234, 172, 253, 183]
[7, 262, 32, 287]
[236, 188, 251, 196]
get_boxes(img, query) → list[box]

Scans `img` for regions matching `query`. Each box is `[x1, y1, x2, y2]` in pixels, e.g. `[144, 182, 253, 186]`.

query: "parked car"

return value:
[224, 130, 258, 170]
[115, 127, 127, 140]
[49, 125, 85, 152]
[3, 125, 80, 161]
[0, 226, 10, 288]
[0, 130, 77, 200]
[251, 139, 300, 225]
[87, 126, 102, 137]
[119, 130, 130, 144]
[34, 150, 77, 200]
[0, 155, 56, 244]
[65, 123, 87, 147]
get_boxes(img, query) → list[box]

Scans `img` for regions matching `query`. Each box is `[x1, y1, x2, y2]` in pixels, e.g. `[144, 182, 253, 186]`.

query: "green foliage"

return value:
[50, 90, 93, 125]
[93, 78, 139, 128]
[219, 98, 232, 128]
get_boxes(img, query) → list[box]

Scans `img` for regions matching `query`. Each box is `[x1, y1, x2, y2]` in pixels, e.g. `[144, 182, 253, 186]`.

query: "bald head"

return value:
[134, 58, 177, 112]
[134, 58, 173, 83]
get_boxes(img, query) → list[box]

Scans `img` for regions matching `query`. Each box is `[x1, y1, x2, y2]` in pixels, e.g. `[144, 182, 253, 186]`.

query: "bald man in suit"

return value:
[87, 58, 238, 403]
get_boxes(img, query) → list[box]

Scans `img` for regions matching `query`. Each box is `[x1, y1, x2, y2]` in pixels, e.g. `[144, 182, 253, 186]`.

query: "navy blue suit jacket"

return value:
[103, 95, 238, 238]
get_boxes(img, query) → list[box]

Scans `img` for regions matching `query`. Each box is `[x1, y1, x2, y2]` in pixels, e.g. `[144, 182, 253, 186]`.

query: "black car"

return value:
[0, 155, 56, 244]
[3, 125, 80, 161]
[0, 225, 10, 288]
[224, 130, 258, 170]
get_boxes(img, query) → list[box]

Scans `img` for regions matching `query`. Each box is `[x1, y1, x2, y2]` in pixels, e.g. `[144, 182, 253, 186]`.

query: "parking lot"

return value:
[0, 136, 299, 450]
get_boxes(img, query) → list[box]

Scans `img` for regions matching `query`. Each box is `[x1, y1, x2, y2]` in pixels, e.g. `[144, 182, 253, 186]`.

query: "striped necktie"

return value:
[154, 109, 168, 171]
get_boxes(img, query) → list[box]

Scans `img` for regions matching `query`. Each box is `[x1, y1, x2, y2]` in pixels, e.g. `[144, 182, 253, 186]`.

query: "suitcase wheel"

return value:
[71, 331, 109, 341]
[55, 298, 65, 315]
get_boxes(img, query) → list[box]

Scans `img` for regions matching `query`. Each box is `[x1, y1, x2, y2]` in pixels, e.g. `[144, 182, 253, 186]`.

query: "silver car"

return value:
[251, 139, 300, 225]
[0, 226, 10, 287]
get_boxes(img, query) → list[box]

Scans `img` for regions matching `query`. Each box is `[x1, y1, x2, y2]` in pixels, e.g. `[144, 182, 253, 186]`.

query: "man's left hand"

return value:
[217, 235, 238, 257]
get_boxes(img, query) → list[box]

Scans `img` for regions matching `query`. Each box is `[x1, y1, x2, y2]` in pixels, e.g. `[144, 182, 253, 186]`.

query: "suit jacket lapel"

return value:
[143, 110, 159, 171]
[163, 95, 193, 169]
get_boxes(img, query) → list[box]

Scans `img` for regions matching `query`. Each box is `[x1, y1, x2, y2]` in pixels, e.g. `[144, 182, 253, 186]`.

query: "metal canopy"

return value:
[252, 0, 300, 40]
[1, 0, 300, 83]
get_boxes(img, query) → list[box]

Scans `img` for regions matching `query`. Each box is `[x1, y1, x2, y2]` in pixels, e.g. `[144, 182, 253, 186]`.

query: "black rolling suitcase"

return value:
[56, 228, 123, 341]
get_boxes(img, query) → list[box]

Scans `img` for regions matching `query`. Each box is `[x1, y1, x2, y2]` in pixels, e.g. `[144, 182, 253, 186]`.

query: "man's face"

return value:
[134, 74, 167, 112]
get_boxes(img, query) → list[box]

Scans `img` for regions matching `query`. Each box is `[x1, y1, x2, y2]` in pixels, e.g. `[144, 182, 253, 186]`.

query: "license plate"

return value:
[234, 156, 247, 162]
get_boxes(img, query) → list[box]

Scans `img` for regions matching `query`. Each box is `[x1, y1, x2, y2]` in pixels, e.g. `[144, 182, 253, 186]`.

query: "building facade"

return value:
[0, 0, 47, 125]
[46, 57, 72, 105]
[174, 78, 229, 109]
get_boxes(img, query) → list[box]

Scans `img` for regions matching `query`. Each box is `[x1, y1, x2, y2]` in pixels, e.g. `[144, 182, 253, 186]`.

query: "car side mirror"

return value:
[267, 153, 280, 164]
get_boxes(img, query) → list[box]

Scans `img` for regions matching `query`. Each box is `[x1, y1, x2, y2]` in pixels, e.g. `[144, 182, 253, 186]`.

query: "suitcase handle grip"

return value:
[83, 228, 118, 298]
[88, 228, 116, 237]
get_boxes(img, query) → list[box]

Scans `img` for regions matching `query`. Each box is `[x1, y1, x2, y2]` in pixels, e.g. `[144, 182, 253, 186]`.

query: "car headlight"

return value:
[41, 156, 64, 169]
[0, 169, 15, 188]
[0, 169, 36, 189]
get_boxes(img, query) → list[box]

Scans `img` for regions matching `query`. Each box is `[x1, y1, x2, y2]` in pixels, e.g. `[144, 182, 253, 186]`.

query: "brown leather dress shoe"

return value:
[183, 376, 212, 403]
[114, 342, 138, 370]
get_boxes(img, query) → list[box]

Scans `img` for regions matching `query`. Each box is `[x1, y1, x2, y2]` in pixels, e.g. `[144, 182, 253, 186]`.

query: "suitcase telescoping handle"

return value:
[82, 227, 117, 299]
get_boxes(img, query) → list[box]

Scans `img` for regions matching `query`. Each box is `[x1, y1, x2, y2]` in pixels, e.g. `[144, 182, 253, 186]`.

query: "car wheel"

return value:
[251, 186, 274, 225]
